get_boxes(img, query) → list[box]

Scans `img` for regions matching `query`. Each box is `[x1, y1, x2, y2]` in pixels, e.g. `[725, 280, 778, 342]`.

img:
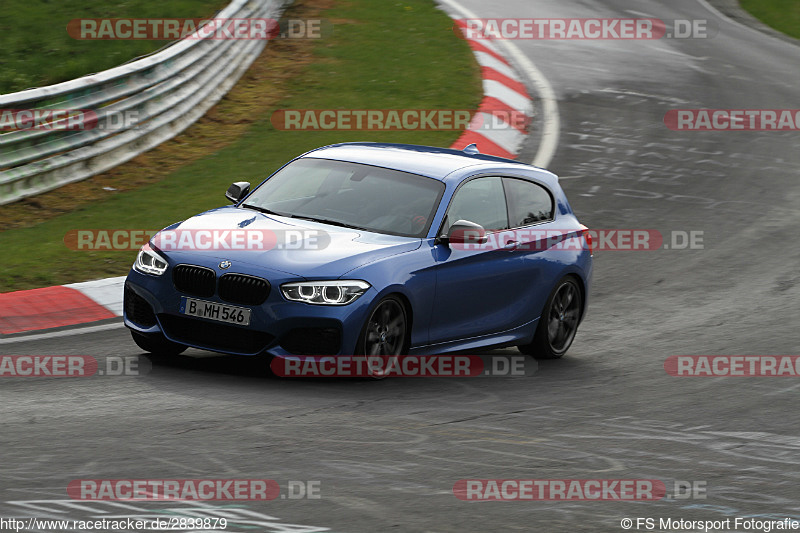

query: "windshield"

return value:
[241, 158, 445, 238]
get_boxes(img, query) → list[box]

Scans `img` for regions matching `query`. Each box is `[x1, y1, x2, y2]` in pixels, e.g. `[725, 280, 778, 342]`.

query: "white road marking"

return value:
[0, 322, 124, 344]
[473, 51, 517, 79]
[483, 79, 534, 115]
[64, 276, 126, 316]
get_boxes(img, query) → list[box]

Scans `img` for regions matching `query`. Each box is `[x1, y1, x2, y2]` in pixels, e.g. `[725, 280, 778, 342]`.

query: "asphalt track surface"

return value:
[3, 1, 800, 531]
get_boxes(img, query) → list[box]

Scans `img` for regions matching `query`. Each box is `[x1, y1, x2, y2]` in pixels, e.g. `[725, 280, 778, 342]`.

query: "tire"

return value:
[356, 296, 410, 378]
[131, 330, 187, 357]
[518, 276, 583, 360]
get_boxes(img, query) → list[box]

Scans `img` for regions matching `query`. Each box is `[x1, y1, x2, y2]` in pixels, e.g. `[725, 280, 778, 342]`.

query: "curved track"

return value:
[3, 1, 800, 530]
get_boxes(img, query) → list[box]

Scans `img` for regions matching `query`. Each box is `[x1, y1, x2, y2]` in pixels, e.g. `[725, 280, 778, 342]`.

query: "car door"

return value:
[429, 176, 560, 345]
[428, 176, 519, 344]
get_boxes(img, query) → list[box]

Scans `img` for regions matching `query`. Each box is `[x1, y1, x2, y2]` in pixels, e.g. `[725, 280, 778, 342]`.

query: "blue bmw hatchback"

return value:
[124, 142, 592, 360]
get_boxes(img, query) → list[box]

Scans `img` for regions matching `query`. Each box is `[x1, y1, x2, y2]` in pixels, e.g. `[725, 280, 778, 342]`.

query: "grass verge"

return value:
[1, 0, 482, 292]
[0, 0, 229, 94]
[739, 0, 800, 39]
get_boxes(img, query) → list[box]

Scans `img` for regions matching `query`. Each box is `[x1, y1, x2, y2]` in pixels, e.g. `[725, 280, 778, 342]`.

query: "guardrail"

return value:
[0, 0, 286, 206]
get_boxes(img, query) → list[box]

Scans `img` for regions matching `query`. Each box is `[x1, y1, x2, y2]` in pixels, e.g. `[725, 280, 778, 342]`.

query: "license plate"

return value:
[180, 297, 251, 326]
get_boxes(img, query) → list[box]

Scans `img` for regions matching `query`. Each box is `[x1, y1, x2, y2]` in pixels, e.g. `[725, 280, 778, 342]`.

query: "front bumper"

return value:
[124, 267, 375, 356]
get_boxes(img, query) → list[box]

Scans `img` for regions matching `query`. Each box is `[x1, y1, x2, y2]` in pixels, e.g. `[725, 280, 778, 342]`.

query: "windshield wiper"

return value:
[288, 215, 370, 231]
[240, 204, 286, 217]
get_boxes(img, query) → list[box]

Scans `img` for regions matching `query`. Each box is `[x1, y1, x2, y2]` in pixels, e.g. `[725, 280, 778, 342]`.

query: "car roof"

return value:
[300, 142, 550, 181]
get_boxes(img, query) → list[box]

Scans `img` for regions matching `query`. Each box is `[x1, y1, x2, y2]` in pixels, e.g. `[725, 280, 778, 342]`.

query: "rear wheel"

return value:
[131, 330, 187, 357]
[518, 277, 582, 360]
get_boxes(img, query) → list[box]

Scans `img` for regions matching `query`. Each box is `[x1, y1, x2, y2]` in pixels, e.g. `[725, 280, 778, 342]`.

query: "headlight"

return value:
[281, 280, 370, 305]
[133, 244, 168, 276]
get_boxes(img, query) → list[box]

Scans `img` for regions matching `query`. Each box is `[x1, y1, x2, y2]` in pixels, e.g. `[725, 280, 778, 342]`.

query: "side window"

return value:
[444, 177, 508, 231]
[503, 178, 554, 227]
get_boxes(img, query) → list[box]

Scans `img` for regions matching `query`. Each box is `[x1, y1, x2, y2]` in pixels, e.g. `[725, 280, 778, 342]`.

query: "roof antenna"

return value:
[463, 143, 480, 155]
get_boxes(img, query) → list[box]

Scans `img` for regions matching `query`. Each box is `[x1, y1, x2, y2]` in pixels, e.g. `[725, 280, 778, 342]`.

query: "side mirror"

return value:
[225, 181, 250, 203]
[441, 219, 488, 245]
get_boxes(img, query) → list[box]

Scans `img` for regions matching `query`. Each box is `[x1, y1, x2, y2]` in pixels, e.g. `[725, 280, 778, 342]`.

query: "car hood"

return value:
[153, 206, 421, 278]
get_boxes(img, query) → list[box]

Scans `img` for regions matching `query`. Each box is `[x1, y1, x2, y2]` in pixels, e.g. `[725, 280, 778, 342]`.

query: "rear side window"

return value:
[503, 178, 554, 227]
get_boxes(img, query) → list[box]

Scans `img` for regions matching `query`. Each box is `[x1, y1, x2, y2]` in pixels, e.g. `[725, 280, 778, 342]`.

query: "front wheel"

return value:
[356, 296, 410, 378]
[358, 296, 409, 356]
[130, 330, 187, 357]
[518, 277, 582, 360]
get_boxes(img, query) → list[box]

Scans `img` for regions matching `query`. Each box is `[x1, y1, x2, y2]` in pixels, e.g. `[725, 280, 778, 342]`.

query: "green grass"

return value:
[1, 0, 481, 292]
[0, 0, 228, 93]
[740, 0, 800, 39]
